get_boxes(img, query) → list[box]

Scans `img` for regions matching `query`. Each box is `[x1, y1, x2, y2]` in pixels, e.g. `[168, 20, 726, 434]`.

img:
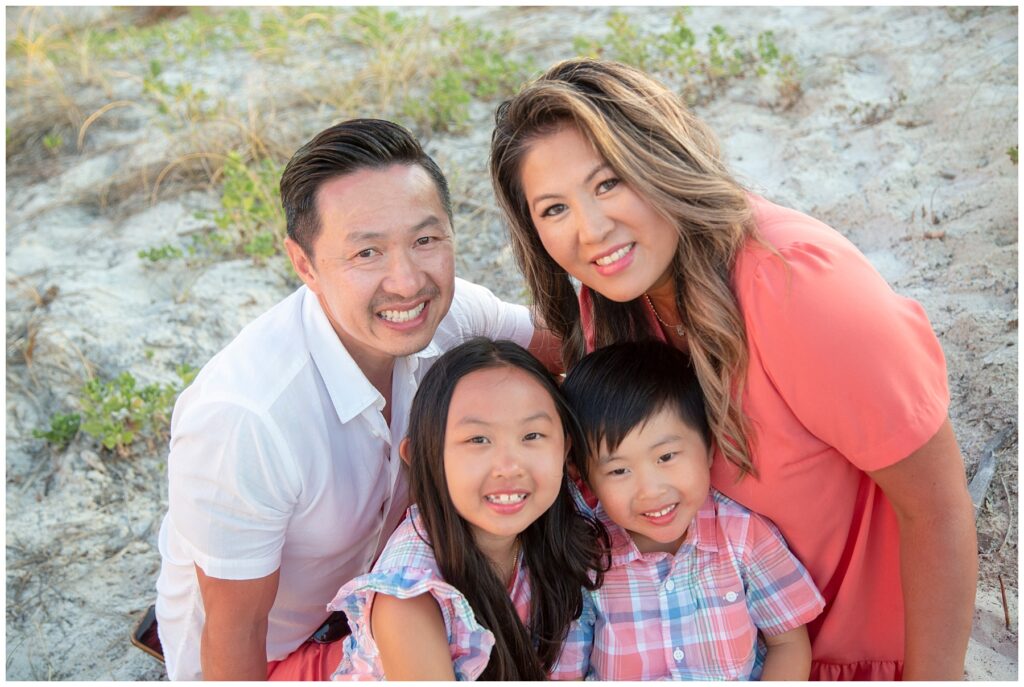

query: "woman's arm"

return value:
[867, 418, 977, 680]
[370, 592, 456, 680]
[759, 625, 811, 680]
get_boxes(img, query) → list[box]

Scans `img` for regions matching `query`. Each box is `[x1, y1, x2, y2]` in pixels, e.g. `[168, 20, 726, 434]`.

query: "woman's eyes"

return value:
[596, 177, 620, 194]
[540, 203, 567, 218]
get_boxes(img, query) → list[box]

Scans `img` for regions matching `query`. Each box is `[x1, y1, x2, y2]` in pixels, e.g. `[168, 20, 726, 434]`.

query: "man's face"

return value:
[286, 163, 455, 376]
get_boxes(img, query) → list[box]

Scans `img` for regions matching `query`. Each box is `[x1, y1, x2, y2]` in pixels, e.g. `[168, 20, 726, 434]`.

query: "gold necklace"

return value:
[644, 294, 685, 337]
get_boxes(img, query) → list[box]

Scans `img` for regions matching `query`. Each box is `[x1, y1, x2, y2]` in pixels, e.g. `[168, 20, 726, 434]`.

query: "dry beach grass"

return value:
[5, 6, 1018, 680]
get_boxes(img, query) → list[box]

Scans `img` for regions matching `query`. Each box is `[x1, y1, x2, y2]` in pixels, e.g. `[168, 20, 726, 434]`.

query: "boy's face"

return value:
[587, 406, 712, 555]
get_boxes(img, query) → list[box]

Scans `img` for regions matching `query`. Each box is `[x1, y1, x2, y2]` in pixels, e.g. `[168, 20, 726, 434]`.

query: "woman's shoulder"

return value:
[738, 193, 854, 269]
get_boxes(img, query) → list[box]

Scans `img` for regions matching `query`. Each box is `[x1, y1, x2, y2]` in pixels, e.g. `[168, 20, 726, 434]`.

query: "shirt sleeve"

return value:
[548, 589, 596, 680]
[328, 567, 496, 681]
[742, 512, 825, 637]
[166, 400, 300, 579]
[450, 277, 534, 347]
[740, 233, 950, 471]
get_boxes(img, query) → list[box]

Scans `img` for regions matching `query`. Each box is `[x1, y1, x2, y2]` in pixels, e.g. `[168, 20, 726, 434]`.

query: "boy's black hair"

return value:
[560, 341, 711, 483]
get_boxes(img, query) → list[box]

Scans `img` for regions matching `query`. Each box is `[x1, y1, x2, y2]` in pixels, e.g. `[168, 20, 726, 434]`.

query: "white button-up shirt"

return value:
[155, 279, 533, 680]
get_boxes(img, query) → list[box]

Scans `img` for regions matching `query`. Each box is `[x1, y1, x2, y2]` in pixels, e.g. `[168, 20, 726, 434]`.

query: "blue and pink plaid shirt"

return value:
[327, 505, 534, 681]
[550, 489, 825, 680]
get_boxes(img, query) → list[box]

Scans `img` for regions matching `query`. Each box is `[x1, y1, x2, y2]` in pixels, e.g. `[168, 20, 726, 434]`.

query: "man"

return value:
[155, 119, 556, 680]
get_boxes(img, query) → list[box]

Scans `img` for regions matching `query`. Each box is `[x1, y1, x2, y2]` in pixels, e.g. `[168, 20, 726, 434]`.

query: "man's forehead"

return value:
[315, 164, 448, 237]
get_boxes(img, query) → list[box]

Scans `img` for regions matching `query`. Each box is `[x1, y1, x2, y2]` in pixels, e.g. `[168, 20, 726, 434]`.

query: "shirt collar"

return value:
[301, 287, 445, 424]
[595, 491, 719, 565]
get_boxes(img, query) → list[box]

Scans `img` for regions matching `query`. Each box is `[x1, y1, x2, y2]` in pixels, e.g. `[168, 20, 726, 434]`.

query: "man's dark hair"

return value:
[279, 118, 453, 257]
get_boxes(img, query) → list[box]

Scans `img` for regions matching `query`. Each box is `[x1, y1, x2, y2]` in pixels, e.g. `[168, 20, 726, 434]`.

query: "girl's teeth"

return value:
[486, 493, 527, 505]
[644, 504, 676, 518]
[379, 302, 425, 322]
[595, 244, 633, 266]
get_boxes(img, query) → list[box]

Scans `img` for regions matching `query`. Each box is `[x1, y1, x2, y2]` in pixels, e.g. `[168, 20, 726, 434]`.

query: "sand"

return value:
[5, 6, 1017, 680]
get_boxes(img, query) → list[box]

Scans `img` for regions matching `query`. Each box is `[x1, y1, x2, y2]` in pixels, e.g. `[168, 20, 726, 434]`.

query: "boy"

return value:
[556, 341, 824, 680]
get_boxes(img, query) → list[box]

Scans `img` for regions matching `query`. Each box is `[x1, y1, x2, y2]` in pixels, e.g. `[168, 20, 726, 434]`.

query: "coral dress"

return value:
[579, 194, 950, 680]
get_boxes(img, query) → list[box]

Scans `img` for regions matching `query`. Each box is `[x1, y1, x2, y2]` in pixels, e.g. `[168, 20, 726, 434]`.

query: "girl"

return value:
[489, 58, 976, 679]
[556, 341, 824, 680]
[327, 337, 608, 680]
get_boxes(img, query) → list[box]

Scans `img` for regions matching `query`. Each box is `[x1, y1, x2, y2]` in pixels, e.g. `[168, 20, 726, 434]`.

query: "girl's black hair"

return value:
[560, 341, 711, 484]
[406, 337, 609, 680]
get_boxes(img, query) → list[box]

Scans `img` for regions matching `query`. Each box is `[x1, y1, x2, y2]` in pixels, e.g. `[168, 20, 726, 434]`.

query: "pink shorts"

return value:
[267, 639, 346, 681]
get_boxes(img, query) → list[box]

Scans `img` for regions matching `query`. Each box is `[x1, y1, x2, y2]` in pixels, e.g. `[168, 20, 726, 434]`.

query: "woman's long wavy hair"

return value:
[406, 337, 609, 680]
[490, 58, 757, 477]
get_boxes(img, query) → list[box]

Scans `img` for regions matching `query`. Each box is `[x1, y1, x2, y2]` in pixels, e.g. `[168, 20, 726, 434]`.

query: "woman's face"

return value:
[519, 126, 679, 302]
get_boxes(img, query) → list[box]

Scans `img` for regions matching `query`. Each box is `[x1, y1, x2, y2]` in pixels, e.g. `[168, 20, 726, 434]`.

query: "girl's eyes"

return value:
[468, 436, 490, 445]
[523, 432, 544, 441]
[607, 467, 628, 477]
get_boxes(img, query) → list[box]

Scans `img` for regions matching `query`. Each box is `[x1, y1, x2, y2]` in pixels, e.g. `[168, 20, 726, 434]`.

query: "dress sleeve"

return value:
[166, 401, 299, 579]
[548, 588, 595, 680]
[742, 513, 826, 637]
[328, 568, 495, 681]
[740, 236, 950, 471]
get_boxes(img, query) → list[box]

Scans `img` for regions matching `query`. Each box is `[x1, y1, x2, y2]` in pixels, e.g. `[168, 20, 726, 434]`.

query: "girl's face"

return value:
[443, 366, 567, 550]
[519, 125, 680, 303]
[586, 406, 711, 555]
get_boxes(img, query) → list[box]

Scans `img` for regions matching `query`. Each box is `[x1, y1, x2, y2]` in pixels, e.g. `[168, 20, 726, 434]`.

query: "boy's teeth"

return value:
[486, 493, 527, 505]
[379, 302, 425, 322]
[643, 504, 676, 518]
[595, 244, 633, 266]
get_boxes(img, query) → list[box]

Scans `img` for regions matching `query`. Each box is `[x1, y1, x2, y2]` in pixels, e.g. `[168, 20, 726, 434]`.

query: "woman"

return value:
[489, 58, 976, 680]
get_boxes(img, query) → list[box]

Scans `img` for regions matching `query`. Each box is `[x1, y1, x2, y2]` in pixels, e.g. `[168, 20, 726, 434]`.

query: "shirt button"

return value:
[665, 579, 675, 592]
[725, 591, 738, 602]
[673, 648, 684, 662]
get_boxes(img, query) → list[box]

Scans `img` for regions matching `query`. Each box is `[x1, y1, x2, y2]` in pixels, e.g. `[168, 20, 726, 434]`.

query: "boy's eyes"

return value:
[657, 452, 676, 463]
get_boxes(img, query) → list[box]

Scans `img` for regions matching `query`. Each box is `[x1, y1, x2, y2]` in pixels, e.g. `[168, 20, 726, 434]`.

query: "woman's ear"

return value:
[399, 437, 413, 466]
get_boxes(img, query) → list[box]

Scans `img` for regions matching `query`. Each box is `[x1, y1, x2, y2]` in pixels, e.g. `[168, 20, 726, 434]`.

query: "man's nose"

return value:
[383, 248, 426, 297]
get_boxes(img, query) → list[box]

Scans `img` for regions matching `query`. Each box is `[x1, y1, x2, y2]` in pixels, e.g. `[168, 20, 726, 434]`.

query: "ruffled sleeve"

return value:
[328, 567, 496, 681]
[737, 211, 950, 471]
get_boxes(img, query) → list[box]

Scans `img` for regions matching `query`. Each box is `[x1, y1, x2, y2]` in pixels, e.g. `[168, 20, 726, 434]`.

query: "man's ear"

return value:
[398, 437, 412, 466]
[284, 236, 318, 294]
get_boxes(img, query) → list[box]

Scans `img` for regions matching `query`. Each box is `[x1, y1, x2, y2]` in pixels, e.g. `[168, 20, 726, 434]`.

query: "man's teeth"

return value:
[595, 244, 633, 266]
[643, 504, 676, 518]
[378, 302, 425, 322]
[486, 493, 527, 505]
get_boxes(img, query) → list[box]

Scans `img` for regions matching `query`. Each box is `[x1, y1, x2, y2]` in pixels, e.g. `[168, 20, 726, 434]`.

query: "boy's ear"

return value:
[563, 435, 581, 481]
[398, 437, 412, 466]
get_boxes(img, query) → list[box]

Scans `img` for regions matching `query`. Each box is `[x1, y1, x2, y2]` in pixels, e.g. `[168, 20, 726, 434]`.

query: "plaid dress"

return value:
[551, 489, 825, 680]
[327, 505, 533, 681]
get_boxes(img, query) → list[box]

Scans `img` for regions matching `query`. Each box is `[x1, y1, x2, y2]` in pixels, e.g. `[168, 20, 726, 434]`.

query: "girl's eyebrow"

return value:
[453, 411, 554, 427]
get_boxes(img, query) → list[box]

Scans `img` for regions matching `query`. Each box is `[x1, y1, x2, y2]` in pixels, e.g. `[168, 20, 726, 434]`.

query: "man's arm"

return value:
[867, 418, 977, 680]
[195, 565, 280, 680]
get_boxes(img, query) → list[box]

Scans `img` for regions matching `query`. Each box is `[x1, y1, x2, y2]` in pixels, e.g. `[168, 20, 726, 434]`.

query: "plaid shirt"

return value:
[551, 489, 824, 680]
[328, 505, 532, 681]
